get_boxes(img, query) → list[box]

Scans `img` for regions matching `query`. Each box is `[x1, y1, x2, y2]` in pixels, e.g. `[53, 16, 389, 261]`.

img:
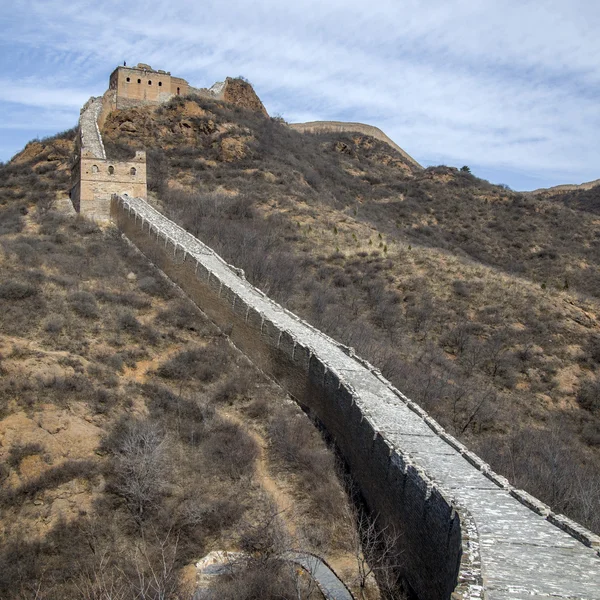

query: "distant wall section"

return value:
[289, 121, 422, 170]
[109, 64, 190, 109]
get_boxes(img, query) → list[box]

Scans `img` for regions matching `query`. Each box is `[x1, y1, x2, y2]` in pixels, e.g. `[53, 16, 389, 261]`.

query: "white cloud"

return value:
[1, 0, 599, 189]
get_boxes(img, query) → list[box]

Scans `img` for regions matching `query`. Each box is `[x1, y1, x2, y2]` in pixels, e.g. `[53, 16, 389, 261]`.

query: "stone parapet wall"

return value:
[289, 121, 422, 170]
[79, 97, 106, 160]
[70, 96, 147, 221]
[111, 195, 600, 600]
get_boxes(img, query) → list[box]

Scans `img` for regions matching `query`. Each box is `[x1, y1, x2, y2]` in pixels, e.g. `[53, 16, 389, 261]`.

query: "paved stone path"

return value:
[79, 97, 106, 159]
[284, 552, 354, 600]
[118, 196, 600, 600]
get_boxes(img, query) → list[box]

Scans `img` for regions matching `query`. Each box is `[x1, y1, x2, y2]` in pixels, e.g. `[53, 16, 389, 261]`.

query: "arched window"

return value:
[108, 165, 114, 175]
[158, 81, 162, 87]
[176, 87, 180, 95]
[126, 77, 130, 82]
[91, 164, 99, 173]
[137, 79, 141, 84]
[148, 80, 152, 85]
[130, 167, 137, 176]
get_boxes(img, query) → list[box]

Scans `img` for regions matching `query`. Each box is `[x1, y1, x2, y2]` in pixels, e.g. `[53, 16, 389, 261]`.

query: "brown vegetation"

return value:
[99, 93, 600, 534]
[0, 146, 363, 598]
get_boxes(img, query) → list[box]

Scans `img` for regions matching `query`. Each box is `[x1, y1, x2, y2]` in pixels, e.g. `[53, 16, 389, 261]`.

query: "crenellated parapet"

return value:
[110, 193, 600, 600]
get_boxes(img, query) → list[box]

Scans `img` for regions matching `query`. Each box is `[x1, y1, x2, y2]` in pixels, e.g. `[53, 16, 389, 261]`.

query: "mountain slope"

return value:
[0, 132, 362, 599]
[99, 94, 600, 533]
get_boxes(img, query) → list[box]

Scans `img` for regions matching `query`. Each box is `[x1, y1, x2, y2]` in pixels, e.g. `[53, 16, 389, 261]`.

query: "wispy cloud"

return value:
[1, 0, 599, 189]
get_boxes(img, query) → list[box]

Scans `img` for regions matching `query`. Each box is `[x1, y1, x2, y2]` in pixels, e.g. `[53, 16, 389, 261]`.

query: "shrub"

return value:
[102, 417, 169, 521]
[157, 299, 205, 330]
[43, 314, 65, 333]
[138, 275, 173, 299]
[116, 310, 141, 332]
[67, 291, 99, 318]
[202, 420, 259, 478]
[95, 289, 151, 309]
[7, 443, 45, 469]
[577, 377, 600, 413]
[157, 343, 229, 382]
[0, 460, 98, 507]
[0, 280, 38, 300]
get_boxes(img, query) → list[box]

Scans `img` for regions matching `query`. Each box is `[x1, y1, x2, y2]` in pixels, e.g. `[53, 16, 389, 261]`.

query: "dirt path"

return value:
[221, 410, 299, 539]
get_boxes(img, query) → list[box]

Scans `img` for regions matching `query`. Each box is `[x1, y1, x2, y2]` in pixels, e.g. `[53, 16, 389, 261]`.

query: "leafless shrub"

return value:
[202, 420, 259, 479]
[7, 442, 45, 469]
[116, 309, 142, 332]
[68, 290, 99, 318]
[95, 289, 151, 309]
[0, 460, 99, 507]
[577, 376, 600, 413]
[0, 279, 39, 300]
[351, 509, 404, 600]
[157, 299, 206, 330]
[138, 275, 174, 299]
[43, 313, 65, 333]
[103, 418, 170, 522]
[157, 342, 229, 382]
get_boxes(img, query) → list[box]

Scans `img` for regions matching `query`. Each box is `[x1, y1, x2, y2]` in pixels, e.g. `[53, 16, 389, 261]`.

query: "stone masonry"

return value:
[289, 121, 423, 170]
[70, 95, 147, 221]
[111, 194, 600, 600]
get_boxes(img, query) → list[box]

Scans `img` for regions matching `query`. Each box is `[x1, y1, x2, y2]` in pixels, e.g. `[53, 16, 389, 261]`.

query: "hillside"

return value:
[1, 85, 599, 599]
[0, 136, 367, 598]
[99, 93, 600, 534]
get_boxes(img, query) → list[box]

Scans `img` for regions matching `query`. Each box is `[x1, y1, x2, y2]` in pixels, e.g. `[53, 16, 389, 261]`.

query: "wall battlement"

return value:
[70, 93, 147, 221]
[110, 193, 600, 600]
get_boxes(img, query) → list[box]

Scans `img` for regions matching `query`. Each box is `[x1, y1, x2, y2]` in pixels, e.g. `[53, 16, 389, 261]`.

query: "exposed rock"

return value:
[221, 78, 269, 117]
[119, 120, 137, 133]
[218, 137, 247, 162]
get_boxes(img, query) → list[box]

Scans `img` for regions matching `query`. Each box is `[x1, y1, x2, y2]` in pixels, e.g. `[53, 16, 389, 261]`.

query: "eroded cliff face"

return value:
[221, 77, 269, 117]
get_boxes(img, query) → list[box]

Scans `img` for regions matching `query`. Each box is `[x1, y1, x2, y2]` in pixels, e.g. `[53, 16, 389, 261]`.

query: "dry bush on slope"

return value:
[118, 102, 600, 533]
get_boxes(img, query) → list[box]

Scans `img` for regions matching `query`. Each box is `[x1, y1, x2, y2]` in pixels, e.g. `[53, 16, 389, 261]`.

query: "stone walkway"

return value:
[284, 552, 354, 600]
[118, 196, 600, 600]
[193, 550, 354, 600]
[79, 97, 106, 159]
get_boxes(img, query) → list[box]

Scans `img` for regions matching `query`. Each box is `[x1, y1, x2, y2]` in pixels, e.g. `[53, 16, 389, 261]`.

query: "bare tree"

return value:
[130, 527, 180, 600]
[76, 550, 129, 600]
[107, 418, 170, 522]
[352, 509, 403, 600]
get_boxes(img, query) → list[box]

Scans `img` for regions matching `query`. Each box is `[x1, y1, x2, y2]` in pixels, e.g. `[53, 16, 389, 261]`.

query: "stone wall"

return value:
[109, 64, 190, 108]
[111, 195, 600, 600]
[289, 121, 422, 170]
[70, 94, 147, 221]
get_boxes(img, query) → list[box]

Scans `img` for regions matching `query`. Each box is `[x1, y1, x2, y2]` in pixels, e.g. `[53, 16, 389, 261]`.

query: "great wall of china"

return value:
[73, 65, 600, 600]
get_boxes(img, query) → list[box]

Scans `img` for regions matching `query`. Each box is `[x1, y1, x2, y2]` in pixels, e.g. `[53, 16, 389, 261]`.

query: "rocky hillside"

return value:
[100, 93, 600, 534]
[0, 132, 368, 599]
[534, 181, 600, 216]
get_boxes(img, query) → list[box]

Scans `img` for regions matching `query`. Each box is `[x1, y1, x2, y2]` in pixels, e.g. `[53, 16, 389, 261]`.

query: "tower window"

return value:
[158, 81, 162, 87]
[108, 166, 114, 175]
[130, 167, 137, 176]
[137, 79, 141, 83]
[176, 87, 180, 95]
[91, 165, 99, 173]
[148, 80, 152, 85]
[126, 77, 130, 82]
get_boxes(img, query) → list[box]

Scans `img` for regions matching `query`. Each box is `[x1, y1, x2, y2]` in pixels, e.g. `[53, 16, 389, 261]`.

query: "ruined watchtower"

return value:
[108, 63, 191, 109]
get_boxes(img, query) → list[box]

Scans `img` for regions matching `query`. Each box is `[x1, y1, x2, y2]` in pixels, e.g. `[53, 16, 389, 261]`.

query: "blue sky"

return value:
[1, 0, 599, 191]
